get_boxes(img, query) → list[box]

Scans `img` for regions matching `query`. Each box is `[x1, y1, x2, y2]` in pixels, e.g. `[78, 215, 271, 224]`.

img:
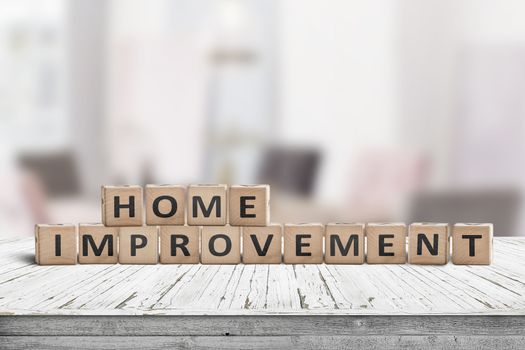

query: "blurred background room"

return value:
[0, 0, 524, 237]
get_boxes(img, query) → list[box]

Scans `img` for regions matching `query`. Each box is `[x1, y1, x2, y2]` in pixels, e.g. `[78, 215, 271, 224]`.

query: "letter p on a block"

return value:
[102, 185, 143, 226]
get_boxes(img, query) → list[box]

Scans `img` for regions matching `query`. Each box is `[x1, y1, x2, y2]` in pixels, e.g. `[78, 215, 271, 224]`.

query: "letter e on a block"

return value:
[229, 185, 270, 226]
[366, 223, 406, 264]
[283, 224, 323, 264]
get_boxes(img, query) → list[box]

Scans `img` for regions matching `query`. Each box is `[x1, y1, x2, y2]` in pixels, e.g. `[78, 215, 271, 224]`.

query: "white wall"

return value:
[278, 0, 399, 204]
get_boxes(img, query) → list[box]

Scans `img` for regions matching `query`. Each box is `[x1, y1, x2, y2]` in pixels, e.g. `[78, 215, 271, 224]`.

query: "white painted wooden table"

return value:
[0, 237, 524, 349]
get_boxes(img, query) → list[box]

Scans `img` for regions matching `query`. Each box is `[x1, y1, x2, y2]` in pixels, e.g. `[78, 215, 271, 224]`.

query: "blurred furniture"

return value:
[18, 151, 80, 198]
[1, 237, 525, 348]
[258, 146, 321, 197]
[409, 189, 521, 236]
[345, 150, 428, 221]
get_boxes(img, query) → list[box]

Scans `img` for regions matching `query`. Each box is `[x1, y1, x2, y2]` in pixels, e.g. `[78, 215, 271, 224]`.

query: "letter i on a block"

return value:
[201, 225, 240, 264]
[229, 185, 270, 226]
[187, 184, 227, 226]
[101, 185, 143, 226]
[160, 225, 200, 264]
[242, 224, 282, 264]
[408, 223, 449, 265]
[146, 185, 186, 225]
[366, 223, 406, 264]
[79, 224, 118, 264]
[452, 223, 493, 265]
[119, 226, 158, 264]
[325, 223, 365, 264]
[35, 224, 77, 265]
[283, 224, 324, 264]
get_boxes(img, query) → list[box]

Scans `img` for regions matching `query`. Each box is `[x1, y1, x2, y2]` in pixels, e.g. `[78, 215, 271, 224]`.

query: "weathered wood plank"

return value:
[1, 315, 525, 336]
[2, 335, 525, 350]
[0, 238, 524, 316]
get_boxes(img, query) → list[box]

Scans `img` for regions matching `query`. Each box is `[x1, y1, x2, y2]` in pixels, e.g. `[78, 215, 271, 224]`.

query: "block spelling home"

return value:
[35, 184, 494, 265]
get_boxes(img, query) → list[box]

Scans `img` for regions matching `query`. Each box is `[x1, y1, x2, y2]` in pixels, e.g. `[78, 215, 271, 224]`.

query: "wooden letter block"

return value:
[102, 185, 143, 227]
[35, 224, 77, 265]
[408, 223, 449, 265]
[283, 224, 323, 264]
[119, 226, 158, 264]
[146, 185, 186, 226]
[160, 225, 200, 264]
[325, 223, 365, 264]
[366, 223, 406, 264]
[242, 224, 282, 264]
[187, 184, 227, 226]
[79, 224, 118, 264]
[452, 223, 493, 265]
[229, 185, 270, 226]
[201, 225, 240, 264]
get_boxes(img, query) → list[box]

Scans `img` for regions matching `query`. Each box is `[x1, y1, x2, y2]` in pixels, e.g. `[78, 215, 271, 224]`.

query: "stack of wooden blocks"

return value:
[34, 184, 493, 265]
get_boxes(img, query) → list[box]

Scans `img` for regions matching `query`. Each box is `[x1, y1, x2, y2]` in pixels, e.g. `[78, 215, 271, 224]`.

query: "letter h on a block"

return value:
[102, 186, 143, 226]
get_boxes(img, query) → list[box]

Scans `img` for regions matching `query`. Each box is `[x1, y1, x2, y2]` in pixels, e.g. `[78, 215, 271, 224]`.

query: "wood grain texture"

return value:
[283, 224, 324, 264]
[228, 185, 270, 226]
[35, 224, 77, 265]
[366, 223, 407, 264]
[242, 224, 282, 264]
[101, 186, 143, 227]
[2, 335, 525, 350]
[408, 223, 449, 265]
[452, 223, 493, 265]
[145, 185, 186, 226]
[118, 226, 158, 264]
[201, 225, 241, 264]
[159, 225, 200, 264]
[0, 238, 524, 316]
[78, 224, 118, 264]
[187, 185, 227, 226]
[325, 223, 365, 264]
